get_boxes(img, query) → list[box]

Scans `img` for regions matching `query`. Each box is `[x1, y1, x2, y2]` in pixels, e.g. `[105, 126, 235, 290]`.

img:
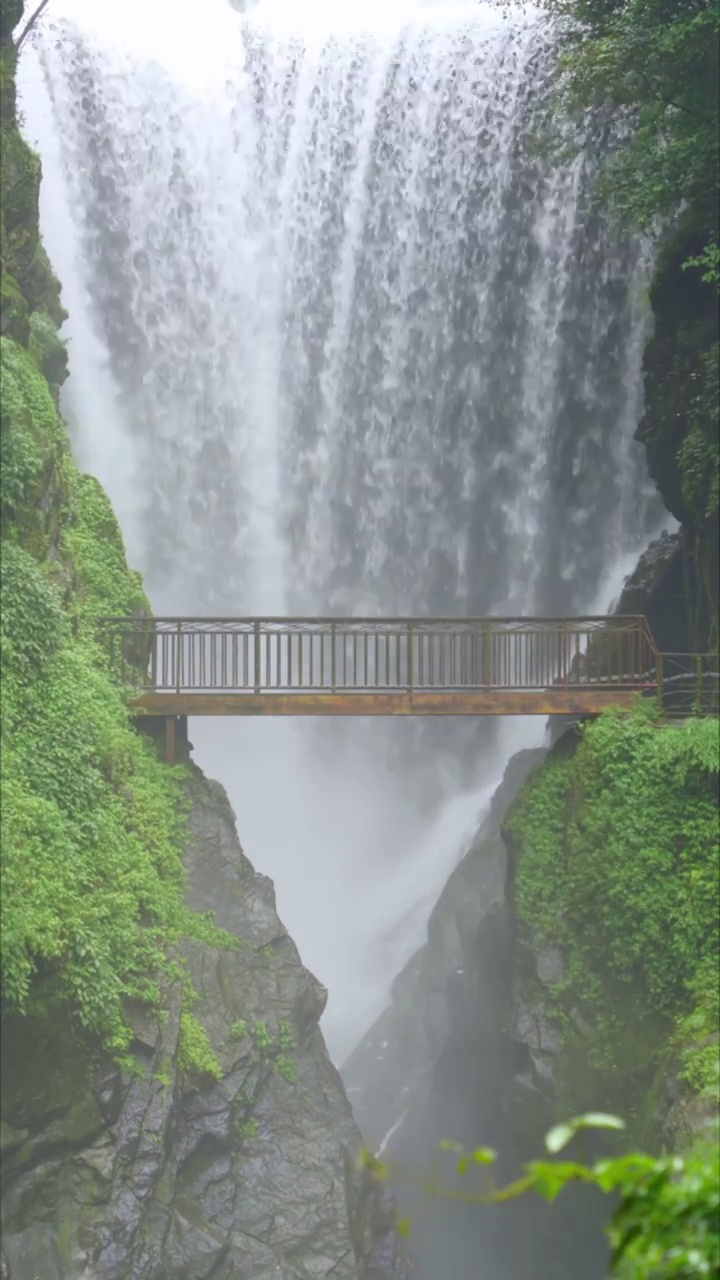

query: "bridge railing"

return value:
[98, 615, 660, 695]
[653, 652, 720, 717]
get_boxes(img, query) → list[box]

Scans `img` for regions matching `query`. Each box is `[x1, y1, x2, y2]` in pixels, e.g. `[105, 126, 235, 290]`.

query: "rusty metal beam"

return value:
[165, 715, 176, 763]
[133, 689, 643, 718]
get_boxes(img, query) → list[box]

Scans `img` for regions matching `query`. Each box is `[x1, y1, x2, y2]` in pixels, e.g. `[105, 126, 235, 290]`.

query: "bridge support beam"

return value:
[163, 715, 188, 764]
[165, 715, 176, 765]
[132, 714, 188, 764]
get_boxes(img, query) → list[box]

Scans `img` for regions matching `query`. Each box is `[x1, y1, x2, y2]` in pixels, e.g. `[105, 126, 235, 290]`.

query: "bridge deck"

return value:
[98, 615, 717, 758]
[133, 689, 641, 716]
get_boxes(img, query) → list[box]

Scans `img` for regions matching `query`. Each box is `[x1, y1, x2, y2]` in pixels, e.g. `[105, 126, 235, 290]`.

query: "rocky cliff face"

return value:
[1, 763, 408, 1280]
[344, 706, 718, 1278]
[636, 208, 719, 651]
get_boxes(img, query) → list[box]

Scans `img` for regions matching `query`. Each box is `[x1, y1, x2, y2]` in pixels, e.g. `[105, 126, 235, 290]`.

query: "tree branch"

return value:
[15, 0, 52, 52]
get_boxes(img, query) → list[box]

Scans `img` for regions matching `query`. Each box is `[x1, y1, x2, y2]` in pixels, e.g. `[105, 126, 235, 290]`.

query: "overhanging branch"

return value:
[15, 0, 52, 52]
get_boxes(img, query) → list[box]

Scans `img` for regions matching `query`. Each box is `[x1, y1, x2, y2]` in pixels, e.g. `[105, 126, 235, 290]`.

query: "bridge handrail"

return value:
[98, 613, 656, 628]
[97, 615, 720, 716]
[98, 613, 664, 697]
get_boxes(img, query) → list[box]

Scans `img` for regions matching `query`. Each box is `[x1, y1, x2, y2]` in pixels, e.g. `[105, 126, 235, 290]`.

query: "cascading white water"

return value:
[18, 0, 666, 1062]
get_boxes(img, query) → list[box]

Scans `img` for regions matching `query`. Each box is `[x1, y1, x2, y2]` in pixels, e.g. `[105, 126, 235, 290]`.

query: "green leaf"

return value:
[545, 1122, 575, 1154]
[471, 1147, 497, 1165]
[576, 1113, 626, 1133]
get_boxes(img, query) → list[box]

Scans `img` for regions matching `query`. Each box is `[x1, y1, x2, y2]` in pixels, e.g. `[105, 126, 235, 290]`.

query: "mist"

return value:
[18, 0, 666, 1064]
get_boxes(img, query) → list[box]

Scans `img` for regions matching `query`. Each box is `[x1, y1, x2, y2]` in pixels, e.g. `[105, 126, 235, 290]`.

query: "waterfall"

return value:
[18, 0, 665, 1061]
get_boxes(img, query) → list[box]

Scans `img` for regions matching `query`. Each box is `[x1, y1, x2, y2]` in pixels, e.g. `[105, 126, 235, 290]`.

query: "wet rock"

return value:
[536, 947, 565, 987]
[0, 765, 407, 1280]
[613, 529, 687, 652]
[344, 748, 546, 1151]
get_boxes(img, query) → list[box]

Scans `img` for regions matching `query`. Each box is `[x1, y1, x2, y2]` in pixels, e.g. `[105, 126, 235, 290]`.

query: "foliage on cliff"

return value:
[0, 21, 228, 1064]
[539, 0, 720, 647]
[547, 0, 719, 281]
[505, 705, 720, 1133]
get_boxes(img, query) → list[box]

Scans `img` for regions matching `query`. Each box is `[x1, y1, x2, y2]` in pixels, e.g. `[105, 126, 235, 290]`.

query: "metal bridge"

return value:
[100, 615, 718, 761]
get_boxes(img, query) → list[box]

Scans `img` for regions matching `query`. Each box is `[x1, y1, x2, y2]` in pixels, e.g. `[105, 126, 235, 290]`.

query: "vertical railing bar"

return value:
[331, 623, 337, 692]
[253, 620, 261, 694]
[407, 622, 413, 694]
[176, 622, 182, 693]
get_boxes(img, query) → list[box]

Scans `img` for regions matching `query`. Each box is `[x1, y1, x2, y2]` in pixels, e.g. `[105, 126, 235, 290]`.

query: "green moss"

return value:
[0, 2, 23, 44]
[23, 240, 66, 327]
[0, 267, 28, 344]
[61, 473, 149, 632]
[28, 309, 68, 387]
[178, 1010, 222, 1081]
[0, 16, 237, 1071]
[0, 336, 70, 559]
[252, 1019, 273, 1056]
[506, 706, 720, 1133]
[0, 541, 66, 684]
[0, 120, 41, 280]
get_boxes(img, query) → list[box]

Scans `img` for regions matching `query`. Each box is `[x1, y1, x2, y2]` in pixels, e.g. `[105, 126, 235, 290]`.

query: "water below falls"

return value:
[19, 0, 666, 1063]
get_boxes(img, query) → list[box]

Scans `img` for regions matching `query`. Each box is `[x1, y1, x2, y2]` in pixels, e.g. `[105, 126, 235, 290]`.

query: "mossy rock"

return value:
[637, 205, 720, 649]
[0, 335, 67, 555]
[0, 266, 28, 344]
[23, 241, 66, 327]
[29, 309, 68, 387]
[0, 124, 41, 269]
[0, 1, 22, 45]
[0, 34, 17, 122]
[506, 709, 720, 1142]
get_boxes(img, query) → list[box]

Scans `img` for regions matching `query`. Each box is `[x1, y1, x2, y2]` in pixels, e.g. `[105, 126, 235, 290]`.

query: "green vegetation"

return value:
[178, 1008, 222, 1081]
[545, 0, 719, 284]
[259, 1017, 298, 1077]
[505, 705, 720, 1128]
[364, 1114, 720, 1277]
[532, 0, 720, 646]
[0, 33, 233, 1068]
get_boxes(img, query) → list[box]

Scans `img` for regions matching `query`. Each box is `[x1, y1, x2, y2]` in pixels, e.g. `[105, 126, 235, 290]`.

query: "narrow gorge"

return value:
[1, 1, 717, 1278]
